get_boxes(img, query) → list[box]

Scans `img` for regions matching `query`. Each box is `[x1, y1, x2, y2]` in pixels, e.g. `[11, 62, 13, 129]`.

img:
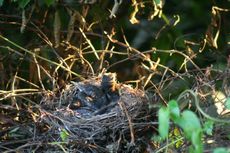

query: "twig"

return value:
[109, 0, 123, 18]
[0, 35, 84, 80]
[79, 28, 99, 60]
[32, 50, 45, 90]
[118, 100, 135, 145]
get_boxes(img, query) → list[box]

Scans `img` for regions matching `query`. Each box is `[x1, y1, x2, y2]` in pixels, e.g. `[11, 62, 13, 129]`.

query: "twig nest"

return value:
[40, 73, 151, 152]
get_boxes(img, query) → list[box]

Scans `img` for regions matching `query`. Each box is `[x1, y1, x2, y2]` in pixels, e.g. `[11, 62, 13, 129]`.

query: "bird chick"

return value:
[101, 73, 118, 93]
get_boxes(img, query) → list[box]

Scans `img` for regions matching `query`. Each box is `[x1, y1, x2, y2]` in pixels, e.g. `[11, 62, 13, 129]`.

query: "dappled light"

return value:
[0, 0, 230, 152]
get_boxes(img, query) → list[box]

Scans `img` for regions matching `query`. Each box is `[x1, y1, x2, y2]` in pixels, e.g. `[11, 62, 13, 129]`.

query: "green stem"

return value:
[177, 89, 230, 124]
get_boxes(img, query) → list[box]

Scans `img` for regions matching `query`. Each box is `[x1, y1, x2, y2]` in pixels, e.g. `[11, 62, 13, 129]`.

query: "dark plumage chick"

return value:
[70, 73, 120, 115]
[101, 73, 120, 105]
[101, 73, 118, 93]
[71, 83, 106, 110]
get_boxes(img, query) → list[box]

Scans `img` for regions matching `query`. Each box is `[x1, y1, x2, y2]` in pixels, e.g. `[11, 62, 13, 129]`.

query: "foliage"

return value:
[158, 100, 203, 153]
[60, 128, 69, 142]
[203, 120, 214, 136]
[158, 106, 170, 139]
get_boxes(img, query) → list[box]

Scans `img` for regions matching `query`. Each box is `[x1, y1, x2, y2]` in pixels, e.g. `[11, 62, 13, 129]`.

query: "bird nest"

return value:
[39, 73, 154, 152]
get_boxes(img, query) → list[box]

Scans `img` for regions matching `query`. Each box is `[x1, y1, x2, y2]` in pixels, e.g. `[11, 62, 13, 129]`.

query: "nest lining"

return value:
[39, 73, 153, 152]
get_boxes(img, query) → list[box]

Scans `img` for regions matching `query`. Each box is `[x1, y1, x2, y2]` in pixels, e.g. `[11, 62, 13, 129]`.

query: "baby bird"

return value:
[101, 73, 118, 93]
[70, 73, 120, 115]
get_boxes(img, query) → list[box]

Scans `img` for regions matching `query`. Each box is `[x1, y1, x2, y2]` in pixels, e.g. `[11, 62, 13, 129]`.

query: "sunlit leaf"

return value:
[130, 0, 140, 24]
[168, 100, 180, 121]
[212, 91, 226, 114]
[191, 130, 203, 152]
[158, 106, 170, 140]
[60, 129, 69, 142]
[212, 91, 226, 103]
[177, 110, 201, 139]
[169, 127, 184, 148]
[150, 0, 163, 20]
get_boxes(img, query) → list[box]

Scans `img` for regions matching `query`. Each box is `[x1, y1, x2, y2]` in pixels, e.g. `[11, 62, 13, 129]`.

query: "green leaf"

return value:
[213, 148, 229, 153]
[154, 0, 161, 5]
[18, 0, 30, 8]
[175, 110, 203, 153]
[60, 129, 69, 142]
[158, 106, 170, 140]
[0, 0, 4, 6]
[177, 110, 201, 139]
[44, 0, 55, 7]
[191, 130, 203, 153]
[225, 97, 230, 109]
[203, 120, 214, 136]
[168, 100, 180, 121]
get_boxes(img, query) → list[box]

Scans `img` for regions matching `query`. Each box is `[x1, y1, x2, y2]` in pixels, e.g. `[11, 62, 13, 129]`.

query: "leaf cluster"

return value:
[158, 100, 203, 153]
